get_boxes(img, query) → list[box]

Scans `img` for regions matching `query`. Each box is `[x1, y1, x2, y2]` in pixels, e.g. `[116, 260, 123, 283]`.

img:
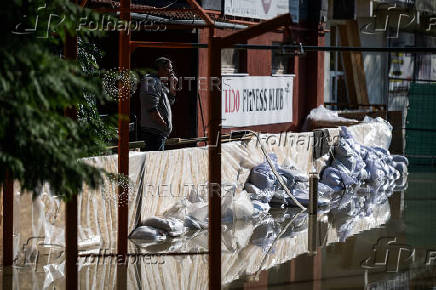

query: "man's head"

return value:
[154, 57, 173, 78]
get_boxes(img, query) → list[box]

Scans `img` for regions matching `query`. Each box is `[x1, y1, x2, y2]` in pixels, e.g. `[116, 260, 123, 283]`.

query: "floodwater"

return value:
[2, 169, 436, 289]
[227, 168, 436, 289]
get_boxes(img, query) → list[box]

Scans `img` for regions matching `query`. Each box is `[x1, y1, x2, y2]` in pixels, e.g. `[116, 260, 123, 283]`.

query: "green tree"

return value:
[77, 38, 117, 146]
[0, 0, 114, 200]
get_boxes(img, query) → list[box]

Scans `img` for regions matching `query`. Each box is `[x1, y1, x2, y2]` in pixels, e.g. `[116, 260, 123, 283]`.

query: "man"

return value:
[139, 57, 177, 151]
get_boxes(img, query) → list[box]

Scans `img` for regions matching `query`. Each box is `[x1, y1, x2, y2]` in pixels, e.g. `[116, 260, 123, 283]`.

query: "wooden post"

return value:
[205, 15, 294, 289]
[186, 0, 214, 26]
[117, 0, 130, 262]
[308, 174, 318, 215]
[64, 31, 78, 290]
[308, 214, 317, 255]
[337, 21, 369, 106]
[1, 172, 13, 290]
[208, 32, 222, 290]
[313, 248, 322, 290]
[117, 0, 130, 288]
[305, 25, 325, 115]
[2, 171, 14, 267]
[316, 24, 325, 106]
[65, 196, 78, 290]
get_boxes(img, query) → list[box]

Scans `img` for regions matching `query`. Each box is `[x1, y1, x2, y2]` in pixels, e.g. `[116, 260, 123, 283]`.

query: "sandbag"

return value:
[270, 188, 330, 208]
[320, 126, 407, 190]
[244, 182, 275, 203]
[184, 216, 207, 230]
[141, 217, 185, 237]
[251, 200, 270, 216]
[247, 154, 279, 190]
[362, 116, 393, 149]
[392, 155, 409, 166]
[318, 182, 335, 198]
[250, 218, 280, 249]
[233, 190, 254, 220]
[129, 226, 167, 241]
[278, 167, 309, 183]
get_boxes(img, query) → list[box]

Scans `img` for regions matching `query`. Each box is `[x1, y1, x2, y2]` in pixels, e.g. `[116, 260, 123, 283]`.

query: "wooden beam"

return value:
[313, 24, 325, 108]
[348, 20, 369, 105]
[2, 171, 14, 267]
[338, 20, 369, 106]
[219, 13, 292, 48]
[313, 248, 323, 290]
[338, 24, 358, 106]
[65, 196, 78, 289]
[79, 0, 88, 7]
[117, 0, 130, 262]
[217, 18, 259, 27]
[117, 1, 130, 289]
[64, 30, 78, 290]
[186, 0, 214, 27]
[130, 41, 207, 51]
[208, 32, 222, 290]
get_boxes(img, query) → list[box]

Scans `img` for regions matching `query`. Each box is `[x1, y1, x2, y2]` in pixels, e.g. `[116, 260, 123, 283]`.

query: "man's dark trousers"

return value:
[141, 130, 166, 151]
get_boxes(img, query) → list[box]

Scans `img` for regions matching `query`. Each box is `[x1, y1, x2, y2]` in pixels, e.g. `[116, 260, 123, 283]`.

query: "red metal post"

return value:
[65, 195, 78, 290]
[64, 32, 78, 290]
[208, 31, 222, 290]
[130, 41, 205, 50]
[2, 171, 14, 266]
[186, 0, 214, 26]
[117, 0, 130, 288]
[219, 14, 292, 48]
[305, 25, 325, 116]
[117, 0, 130, 264]
[316, 25, 325, 107]
[206, 16, 295, 288]
[313, 248, 322, 290]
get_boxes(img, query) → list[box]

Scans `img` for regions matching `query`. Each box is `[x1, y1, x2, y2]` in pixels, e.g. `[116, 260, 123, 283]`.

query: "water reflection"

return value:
[132, 178, 401, 255]
[8, 173, 429, 290]
[125, 179, 401, 288]
[228, 171, 436, 290]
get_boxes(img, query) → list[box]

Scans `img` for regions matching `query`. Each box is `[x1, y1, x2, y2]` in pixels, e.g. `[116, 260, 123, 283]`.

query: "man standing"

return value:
[139, 57, 177, 151]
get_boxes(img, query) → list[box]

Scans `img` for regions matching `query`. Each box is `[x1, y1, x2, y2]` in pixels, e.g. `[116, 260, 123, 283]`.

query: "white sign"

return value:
[222, 76, 294, 128]
[224, 0, 291, 20]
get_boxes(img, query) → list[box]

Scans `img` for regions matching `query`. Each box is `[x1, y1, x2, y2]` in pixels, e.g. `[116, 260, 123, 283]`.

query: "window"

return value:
[221, 48, 240, 74]
[271, 42, 290, 74]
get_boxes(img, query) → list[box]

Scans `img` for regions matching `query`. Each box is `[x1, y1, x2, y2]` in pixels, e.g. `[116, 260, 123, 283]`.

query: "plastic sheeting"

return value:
[302, 105, 359, 131]
[348, 116, 393, 150]
[25, 131, 319, 250]
[320, 126, 407, 191]
[8, 184, 397, 289]
[7, 120, 404, 289]
[128, 119, 405, 254]
[12, 122, 391, 248]
[245, 153, 331, 208]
